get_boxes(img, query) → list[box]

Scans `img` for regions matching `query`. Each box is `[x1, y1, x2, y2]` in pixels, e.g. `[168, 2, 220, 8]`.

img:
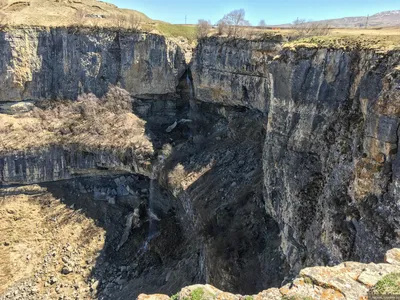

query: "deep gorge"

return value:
[0, 27, 399, 299]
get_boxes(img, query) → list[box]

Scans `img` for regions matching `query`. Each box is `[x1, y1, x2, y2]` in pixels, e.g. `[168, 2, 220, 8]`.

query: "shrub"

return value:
[292, 18, 331, 38]
[217, 20, 227, 36]
[197, 19, 211, 38]
[113, 14, 127, 29]
[170, 293, 179, 300]
[168, 163, 186, 188]
[109, 14, 141, 30]
[126, 14, 141, 31]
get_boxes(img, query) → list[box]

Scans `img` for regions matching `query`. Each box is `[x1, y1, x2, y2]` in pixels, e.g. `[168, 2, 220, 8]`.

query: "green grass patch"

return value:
[244, 296, 254, 300]
[156, 23, 197, 42]
[191, 288, 205, 300]
[303, 277, 313, 285]
[170, 293, 179, 300]
[373, 273, 400, 295]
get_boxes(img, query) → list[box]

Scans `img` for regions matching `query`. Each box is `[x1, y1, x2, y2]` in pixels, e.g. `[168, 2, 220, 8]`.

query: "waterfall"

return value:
[186, 72, 195, 100]
[138, 154, 164, 254]
[147, 163, 159, 241]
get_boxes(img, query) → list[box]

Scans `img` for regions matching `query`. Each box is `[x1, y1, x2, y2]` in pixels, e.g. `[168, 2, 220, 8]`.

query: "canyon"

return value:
[0, 26, 399, 300]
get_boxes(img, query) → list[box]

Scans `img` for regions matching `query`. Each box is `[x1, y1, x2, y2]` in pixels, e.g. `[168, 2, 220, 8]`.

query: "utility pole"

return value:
[365, 14, 369, 28]
[185, 15, 187, 24]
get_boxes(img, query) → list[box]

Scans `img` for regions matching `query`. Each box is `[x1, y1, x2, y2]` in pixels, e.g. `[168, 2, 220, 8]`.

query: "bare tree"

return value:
[217, 19, 228, 35]
[126, 14, 141, 31]
[292, 18, 331, 38]
[219, 9, 250, 37]
[197, 19, 211, 38]
[258, 20, 267, 27]
[114, 14, 127, 29]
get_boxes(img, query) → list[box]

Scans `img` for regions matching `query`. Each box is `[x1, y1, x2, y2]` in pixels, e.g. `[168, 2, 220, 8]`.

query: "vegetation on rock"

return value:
[373, 273, 400, 295]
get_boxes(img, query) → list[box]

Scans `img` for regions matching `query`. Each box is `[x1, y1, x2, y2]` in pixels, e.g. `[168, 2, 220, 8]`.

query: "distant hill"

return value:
[279, 10, 400, 28]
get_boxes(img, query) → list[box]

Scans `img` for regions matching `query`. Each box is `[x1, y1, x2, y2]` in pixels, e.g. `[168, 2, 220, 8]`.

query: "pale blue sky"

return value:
[103, 0, 399, 25]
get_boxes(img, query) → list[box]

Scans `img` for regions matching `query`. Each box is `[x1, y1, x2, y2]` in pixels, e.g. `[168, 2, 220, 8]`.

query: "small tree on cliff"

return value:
[218, 9, 250, 37]
[111, 14, 141, 30]
[197, 19, 211, 38]
[114, 14, 127, 29]
[292, 18, 331, 38]
[217, 19, 228, 35]
[127, 14, 141, 31]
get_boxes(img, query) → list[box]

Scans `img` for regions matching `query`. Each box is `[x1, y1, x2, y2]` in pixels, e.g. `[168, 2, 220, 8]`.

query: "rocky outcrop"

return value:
[192, 37, 400, 276]
[191, 37, 283, 111]
[264, 48, 400, 274]
[0, 27, 187, 102]
[0, 145, 151, 184]
[138, 248, 400, 300]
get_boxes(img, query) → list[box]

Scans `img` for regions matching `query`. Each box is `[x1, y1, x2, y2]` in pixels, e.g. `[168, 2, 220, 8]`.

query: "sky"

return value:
[103, 0, 399, 25]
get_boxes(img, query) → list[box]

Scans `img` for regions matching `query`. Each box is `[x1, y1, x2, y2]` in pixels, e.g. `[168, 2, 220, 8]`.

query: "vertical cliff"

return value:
[0, 27, 188, 185]
[0, 27, 187, 102]
[191, 37, 400, 276]
[1, 26, 400, 299]
[264, 48, 400, 274]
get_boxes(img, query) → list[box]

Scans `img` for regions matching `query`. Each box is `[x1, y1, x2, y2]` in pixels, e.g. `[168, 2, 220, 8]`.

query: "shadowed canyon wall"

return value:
[0, 27, 399, 298]
[192, 37, 400, 276]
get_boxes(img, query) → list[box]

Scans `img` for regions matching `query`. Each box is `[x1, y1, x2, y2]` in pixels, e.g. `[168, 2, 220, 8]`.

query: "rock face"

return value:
[192, 37, 400, 276]
[139, 248, 400, 300]
[1, 28, 400, 299]
[0, 27, 187, 102]
[192, 37, 283, 111]
[264, 49, 400, 275]
[0, 146, 149, 184]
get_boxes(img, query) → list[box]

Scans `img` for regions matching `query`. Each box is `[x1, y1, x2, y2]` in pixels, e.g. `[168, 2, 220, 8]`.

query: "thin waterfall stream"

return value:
[139, 154, 165, 254]
[137, 71, 194, 255]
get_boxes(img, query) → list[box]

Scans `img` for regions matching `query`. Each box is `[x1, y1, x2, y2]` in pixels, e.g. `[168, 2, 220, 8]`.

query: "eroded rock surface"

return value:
[140, 248, 400, 300]
[192, 37, 400, 276]
[0, 29, 400, 300]
[0, 28, 187, 102]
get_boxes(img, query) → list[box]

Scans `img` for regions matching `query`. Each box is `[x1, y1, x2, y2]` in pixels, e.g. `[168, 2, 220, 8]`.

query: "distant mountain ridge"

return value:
[279, 10, 400, 28]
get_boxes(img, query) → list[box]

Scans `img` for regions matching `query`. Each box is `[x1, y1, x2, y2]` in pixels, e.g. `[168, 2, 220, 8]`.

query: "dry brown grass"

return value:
[0, 0, 398, 49]
[0, 87, 153, 157]
[74, 7, 87, 26]
[0, 185, 105, 296]
[208, 26, 400, 51]
[167, 161, 214, 192]
[283, 27, 400, 51]
[292, 19, 331, 38]
[0, 0, 149, 28]
[0, 7, 6, 26]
